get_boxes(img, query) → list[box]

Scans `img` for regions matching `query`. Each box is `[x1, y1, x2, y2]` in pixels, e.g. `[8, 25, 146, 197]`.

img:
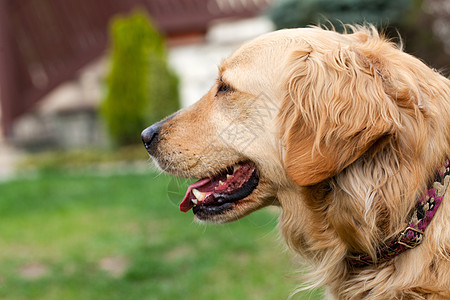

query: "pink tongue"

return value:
[179, 178, 211, 212]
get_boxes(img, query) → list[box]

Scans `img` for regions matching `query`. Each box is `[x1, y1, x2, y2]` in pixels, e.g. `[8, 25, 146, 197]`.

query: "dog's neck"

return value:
[348, 158, 450, 266]
[278, 151, 450, 293]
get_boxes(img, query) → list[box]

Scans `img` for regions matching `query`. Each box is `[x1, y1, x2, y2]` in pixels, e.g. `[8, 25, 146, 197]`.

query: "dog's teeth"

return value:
[192, 199, 198, 205]
[233, 164, 240, 173]
[192, 188, 206, 201]
[219, 180, 224, 186]
[226, 174, 232, 180]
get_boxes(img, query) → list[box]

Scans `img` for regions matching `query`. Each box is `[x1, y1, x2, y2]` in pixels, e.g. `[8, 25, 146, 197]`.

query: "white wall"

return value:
[169, 17, 274, 108]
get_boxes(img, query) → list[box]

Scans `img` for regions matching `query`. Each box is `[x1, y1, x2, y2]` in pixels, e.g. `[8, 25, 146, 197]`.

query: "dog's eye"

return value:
[216, 77, 234, 96]
[217, 83, 231, 94]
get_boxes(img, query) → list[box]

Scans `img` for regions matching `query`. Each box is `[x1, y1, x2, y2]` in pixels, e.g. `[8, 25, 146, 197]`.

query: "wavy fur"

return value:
[278, 26, 450, 299]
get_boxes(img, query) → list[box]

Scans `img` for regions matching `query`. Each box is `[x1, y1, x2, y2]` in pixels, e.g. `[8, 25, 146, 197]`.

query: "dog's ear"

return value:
[280, 46, 400, 186]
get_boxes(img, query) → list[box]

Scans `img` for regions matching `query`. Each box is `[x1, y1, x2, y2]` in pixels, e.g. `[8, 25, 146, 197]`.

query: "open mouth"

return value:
[179, 162, 259, 216]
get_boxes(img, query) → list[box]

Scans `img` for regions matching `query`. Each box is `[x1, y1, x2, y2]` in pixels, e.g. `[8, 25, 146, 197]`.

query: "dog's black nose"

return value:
[141, 114, 176, 153]
[141, 123, 161, 151]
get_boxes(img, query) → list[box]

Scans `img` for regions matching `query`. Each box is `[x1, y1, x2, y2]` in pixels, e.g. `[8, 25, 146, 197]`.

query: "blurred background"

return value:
[0, 0, 448, 299]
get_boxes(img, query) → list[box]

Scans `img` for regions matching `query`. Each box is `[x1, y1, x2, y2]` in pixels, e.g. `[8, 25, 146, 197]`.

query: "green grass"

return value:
[0, 169, 322, 300]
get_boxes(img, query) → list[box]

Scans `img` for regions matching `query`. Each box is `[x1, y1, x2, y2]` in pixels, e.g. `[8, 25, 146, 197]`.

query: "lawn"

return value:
[0, 168, 322, 300]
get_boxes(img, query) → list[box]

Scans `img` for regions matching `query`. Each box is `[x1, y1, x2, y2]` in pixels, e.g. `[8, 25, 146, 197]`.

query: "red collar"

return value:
[348, 158, 450, 267]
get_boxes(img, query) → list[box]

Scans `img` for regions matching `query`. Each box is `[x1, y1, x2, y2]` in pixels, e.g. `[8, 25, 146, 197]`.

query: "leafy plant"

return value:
[268, 0, 412, 30]
[267, 0, 449, 75]
[102, 11, 179, 146]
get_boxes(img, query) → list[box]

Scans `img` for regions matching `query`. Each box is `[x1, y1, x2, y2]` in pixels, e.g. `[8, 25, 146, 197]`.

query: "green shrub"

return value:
[267, 0, 449, 75]
[102, 11, 179, 146]
[268, 0, 412, 30]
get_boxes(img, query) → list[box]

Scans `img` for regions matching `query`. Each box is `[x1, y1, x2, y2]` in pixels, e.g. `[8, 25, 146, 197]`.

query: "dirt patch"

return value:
[164, 245, 194, 261]
[99, 256, 128, 278]
[19, 262, 48, 280]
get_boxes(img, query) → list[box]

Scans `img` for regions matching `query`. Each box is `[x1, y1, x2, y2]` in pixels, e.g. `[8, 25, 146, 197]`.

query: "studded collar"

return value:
[348, 158, 450, 267]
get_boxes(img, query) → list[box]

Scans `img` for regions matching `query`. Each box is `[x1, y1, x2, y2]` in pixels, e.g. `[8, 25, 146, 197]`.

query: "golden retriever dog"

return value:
[142, 26, 450, 299]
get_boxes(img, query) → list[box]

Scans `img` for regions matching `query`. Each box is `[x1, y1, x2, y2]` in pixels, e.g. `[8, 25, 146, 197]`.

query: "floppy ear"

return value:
[280, 46, 400, 186]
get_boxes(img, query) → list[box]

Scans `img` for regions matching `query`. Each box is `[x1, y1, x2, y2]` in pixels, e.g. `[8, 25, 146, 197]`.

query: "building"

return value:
[0, 0, 276, 151]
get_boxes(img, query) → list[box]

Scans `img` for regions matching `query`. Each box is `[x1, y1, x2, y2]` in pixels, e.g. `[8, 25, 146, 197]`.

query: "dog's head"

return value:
[142, 27, 419, 224]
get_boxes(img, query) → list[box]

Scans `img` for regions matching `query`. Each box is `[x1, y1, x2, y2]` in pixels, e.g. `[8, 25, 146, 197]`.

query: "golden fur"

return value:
[148, 26, 450, 299]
